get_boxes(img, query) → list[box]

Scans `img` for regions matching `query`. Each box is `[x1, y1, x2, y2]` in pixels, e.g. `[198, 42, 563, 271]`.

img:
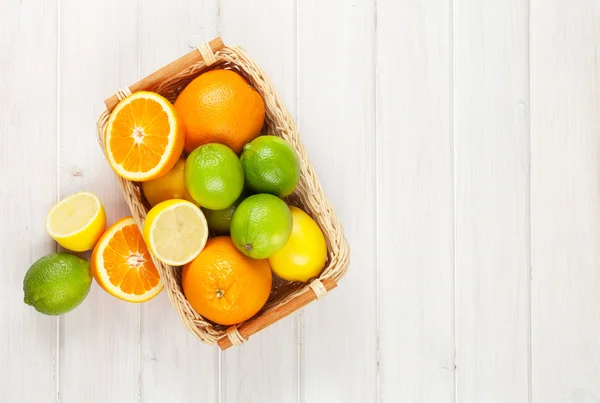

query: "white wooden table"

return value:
[2, 0, 600, 402]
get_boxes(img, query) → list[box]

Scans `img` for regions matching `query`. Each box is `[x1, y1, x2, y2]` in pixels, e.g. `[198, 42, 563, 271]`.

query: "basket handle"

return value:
[103, 36, 225, 111]
[217, 277, 338, 350]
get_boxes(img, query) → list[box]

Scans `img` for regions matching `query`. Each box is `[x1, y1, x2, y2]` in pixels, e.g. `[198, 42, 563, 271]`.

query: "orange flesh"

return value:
[109, 98, 171, 172]
[102, 223, 160, 295]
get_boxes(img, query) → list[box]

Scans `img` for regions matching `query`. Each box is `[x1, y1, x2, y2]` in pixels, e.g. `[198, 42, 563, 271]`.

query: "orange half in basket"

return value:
[104, 91, 184, 182]
[91, 216, 163, 302]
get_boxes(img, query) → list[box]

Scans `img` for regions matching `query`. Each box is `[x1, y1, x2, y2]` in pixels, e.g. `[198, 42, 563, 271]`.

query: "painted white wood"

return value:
[137, 2, 219, 402]
[531, 1, 600, 402]
[453, 1, 531, 402]
[58, 1, 140, 402]
[219, 2, 299, 402]
[376, 0, 455, 402]
[297, 1, 377, 402]
[0, 1, 58, 402]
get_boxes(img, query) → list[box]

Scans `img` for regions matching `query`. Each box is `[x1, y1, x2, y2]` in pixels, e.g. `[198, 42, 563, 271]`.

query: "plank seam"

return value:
[373, 0, 381, 401]
[55, 0, 61, 401]
[450, 0, 457, 400]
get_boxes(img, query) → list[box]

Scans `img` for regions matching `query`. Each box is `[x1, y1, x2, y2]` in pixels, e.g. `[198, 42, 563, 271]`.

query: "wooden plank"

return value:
[58, 1, 140, 402]
[531, 0, 600, 402]
[137, 2, 219, 402]
[297, 1, 377, 402]
[376, 0, 455, 401]
[454, 0, 530, 402]
[219, 1, 299, 402]
[0, 1, 58, 402]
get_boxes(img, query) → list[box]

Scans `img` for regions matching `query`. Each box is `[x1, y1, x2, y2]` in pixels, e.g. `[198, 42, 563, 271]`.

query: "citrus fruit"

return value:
[174, 69, 265, 154]
[23, 252, 92, 315]
[104, 91, 184, 182]
[46, 192, 106, 252]
[141, 157, 196, 207]
[203, 191, 247, 235]
[91, 216, 163, 303]
[241, 136, 300, 197]
[142, 199, 208, 266]
[182, 236, 272, 325]
[230, 194, 293, 259]
[184, 143, 244, 210]
[268, 206, 327, 282]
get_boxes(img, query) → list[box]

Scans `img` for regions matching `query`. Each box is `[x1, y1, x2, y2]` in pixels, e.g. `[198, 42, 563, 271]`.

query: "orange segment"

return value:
[105, 91, 184, 182]
[91, 216, 163, 302]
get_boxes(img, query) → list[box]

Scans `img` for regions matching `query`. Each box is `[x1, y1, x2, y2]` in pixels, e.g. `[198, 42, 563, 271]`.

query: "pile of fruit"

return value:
[23, 69, 327, 327]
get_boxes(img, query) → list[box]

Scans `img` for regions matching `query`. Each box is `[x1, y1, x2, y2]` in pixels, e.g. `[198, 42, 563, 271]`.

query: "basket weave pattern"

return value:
[96, 42, 350, 346]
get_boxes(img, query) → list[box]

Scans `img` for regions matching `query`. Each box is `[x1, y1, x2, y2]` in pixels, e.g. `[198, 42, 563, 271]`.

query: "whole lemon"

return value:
[230, 194, 292, 259]
[142, 157, 197, 207]
[241, 136, 300, 197]
[174, 69, 265, 154]
[184, 143, 244, 210]
[268, 206, 327, 282]
[23, 252, 92, 315]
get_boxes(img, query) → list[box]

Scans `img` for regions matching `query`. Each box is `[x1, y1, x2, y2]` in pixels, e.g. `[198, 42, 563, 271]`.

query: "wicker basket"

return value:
[96, 37, 350, 349]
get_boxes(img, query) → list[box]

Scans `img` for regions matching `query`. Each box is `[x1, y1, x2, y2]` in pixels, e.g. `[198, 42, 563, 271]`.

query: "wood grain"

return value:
[137, 2, 219, 402]
[58, 1, 140, 402]
[454, 0, 531, 402]
[531, 1, 600, 402]
[219, 1, 299, 402]
[376, 0, 455, 401]
[0, 1, 59, 402]
[298, 1, 377, 402]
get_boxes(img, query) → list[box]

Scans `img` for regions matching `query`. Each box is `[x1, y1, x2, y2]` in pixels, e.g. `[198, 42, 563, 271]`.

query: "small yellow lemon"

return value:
[268, 206, 327, 282]
[46, 192, 106, 252]
[141, 158, 196, 207]
[142, 199, 208, 266]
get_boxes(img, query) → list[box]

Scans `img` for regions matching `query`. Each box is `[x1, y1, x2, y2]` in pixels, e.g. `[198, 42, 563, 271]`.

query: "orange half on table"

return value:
[104, 91, 184, 182]
[91, 217, 163, 302]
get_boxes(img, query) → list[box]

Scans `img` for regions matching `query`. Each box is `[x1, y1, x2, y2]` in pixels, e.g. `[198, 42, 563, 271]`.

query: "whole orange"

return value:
[174, 69, 265, 154]
[182, 236, 272, 326]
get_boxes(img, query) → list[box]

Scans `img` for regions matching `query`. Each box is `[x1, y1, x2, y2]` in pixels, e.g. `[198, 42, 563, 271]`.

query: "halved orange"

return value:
[105, 91, 184, 182]
[91, 216, 163, 302]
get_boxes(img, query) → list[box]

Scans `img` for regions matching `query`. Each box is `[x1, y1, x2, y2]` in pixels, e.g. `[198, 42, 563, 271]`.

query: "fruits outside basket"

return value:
[97, 37, 350, 349]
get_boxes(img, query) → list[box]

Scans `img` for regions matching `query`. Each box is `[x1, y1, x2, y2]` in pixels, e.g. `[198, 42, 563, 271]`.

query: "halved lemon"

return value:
[46, 192, 106, 252]
[142, 199, 208, 266]
[104, 91, 184, 182]
[91, 216, 163, 303]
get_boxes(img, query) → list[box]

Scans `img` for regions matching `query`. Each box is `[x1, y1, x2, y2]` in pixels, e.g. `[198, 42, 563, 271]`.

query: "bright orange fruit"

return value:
[91, 217, 163, 303]
[182, 236, 272, 325]
[174, 69, 265, 154]
[104, 91, 184, 182]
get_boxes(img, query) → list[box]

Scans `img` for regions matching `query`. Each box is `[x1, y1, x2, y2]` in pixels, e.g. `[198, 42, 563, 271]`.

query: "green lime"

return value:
[203, 191, 247, 235]
[23, 252, 92, 315]
[185, 143, 244, 210]
[241, 136, 300, 197]
[230, 193, 293, 259]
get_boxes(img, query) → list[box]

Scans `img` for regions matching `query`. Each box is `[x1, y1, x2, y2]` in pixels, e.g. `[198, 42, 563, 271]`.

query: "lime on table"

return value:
[230, 193, 293, 259]
[185, 143, 244, 210]
[203, 192, 247, 235]
[268, 206, 327, 282]
[241, 135, 300, 197]
[23, 252, 92, 315]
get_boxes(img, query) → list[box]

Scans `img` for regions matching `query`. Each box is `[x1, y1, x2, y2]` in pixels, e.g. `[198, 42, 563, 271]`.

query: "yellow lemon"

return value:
[268, 206, 327, 282]
[141, 157, 196, 207]
[46, 192, 106, 252]
[142, 199, 208, 266]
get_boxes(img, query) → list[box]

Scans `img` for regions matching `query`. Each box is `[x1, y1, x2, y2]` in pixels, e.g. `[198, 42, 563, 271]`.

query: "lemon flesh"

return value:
[46, 192, 106, 252]
[143, 199, 208, 266]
